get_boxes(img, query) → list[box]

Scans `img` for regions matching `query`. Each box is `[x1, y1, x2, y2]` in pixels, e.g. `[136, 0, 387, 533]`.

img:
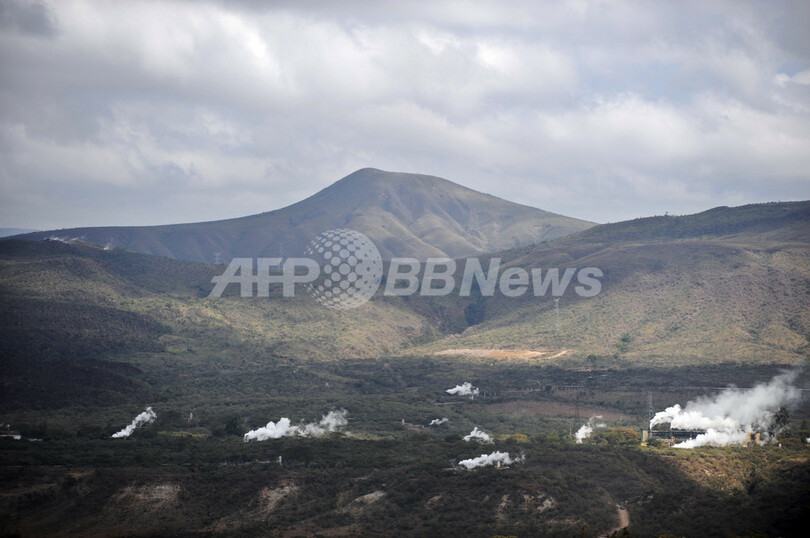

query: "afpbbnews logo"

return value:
[209, 229, 603, 309]
[383, 258, 602, 298]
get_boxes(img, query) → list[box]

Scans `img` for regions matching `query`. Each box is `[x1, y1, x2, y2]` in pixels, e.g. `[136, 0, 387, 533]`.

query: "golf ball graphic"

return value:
[304, 229, 382, 309]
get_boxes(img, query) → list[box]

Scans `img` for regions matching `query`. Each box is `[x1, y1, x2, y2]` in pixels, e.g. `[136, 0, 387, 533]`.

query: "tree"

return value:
[771, 406, 790, 436]
[224, 415, 241, 436]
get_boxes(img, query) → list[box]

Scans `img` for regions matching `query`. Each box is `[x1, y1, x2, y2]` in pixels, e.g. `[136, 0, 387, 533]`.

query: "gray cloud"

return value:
[0, 0, 57, 37]
[1, 0, 808, 229]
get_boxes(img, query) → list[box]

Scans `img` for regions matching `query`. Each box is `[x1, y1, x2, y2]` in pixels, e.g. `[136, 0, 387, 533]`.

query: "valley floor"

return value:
[2, 360, 809, 537]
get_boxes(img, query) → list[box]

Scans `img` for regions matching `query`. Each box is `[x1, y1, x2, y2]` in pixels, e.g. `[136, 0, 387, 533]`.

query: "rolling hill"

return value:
[418, 201, 810, 366]
[2, 201, 809, 537]
[13, 168, 594, 261]
[0, 238, 442, 409]
[2, 200, 808, 411]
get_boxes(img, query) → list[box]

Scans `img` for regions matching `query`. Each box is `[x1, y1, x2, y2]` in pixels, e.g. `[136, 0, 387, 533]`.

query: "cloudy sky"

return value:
[1, 0, 808, 229]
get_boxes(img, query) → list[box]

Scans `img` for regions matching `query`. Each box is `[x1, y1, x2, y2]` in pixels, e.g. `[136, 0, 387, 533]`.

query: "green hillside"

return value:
[417, 201, 810, 367]
[2, 200, 808, 411]
[0, 239, 444, 410]
[1, 201, 809, 537]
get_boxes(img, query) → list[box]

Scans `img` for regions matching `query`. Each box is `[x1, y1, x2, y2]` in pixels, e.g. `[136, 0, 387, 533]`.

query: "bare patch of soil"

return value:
[435, 348, 570, 360]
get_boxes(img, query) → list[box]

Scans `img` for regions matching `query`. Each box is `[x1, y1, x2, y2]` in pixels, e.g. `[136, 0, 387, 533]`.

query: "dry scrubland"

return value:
[1, 201, 809, 536]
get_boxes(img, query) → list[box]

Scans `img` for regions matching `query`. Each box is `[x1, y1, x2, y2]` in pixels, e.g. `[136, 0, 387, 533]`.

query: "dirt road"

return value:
[617, 505, 630, 529]
[600, 505, 630, 537]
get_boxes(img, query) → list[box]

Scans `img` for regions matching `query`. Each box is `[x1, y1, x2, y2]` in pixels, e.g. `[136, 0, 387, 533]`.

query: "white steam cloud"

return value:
[650, 370, 802, 449]
[575, 415, 605, 444]
[674, 430, 753, 449]
[458, 451, 523, 470]
[463, 426, 493, 443]
[429, 418, 449, 426]
[46, 236, 80, 244]
[243, 409, 348, 442]
[446, 382, 479, 397]
[111, 407, 156, 438]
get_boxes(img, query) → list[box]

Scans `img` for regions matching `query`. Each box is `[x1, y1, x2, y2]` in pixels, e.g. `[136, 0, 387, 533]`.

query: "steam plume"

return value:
[459, 451, 522, 470]
[112, 407, 156, 438]
[446, 382, 479, 397]
[650, 370, 802, 448]
[463, 426, 493, 443]
[429, 418, 449, 426]
[244, 409, 348, 442]
[575, 415, 605, 443]
[46, 235, 82, 244]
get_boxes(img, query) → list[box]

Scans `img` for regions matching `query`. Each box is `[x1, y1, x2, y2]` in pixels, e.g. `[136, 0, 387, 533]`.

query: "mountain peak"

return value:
[16, 170, 594, 262]
[330, 168, 460, 190]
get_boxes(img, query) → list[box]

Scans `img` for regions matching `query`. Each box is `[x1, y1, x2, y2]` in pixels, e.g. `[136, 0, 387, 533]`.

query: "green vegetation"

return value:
[1, 370, 808, 537]
[413, 202, 810, 367]
[2, 336, 808, 536]
[1, 200, 809, 536]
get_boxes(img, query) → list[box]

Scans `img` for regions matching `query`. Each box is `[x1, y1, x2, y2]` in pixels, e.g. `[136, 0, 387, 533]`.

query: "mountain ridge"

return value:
[3, 199, 808, 382]
[415, 200, 810, 366]
[572, 200, 810, 244]
[14, 168, 594, 261]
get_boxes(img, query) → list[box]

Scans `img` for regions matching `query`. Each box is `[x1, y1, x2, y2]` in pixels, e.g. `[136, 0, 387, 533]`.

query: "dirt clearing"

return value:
[434, 348, 570, 360]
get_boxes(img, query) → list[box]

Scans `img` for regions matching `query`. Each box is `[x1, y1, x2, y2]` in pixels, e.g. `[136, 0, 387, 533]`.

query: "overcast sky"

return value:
[1, 0, 809, 229]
